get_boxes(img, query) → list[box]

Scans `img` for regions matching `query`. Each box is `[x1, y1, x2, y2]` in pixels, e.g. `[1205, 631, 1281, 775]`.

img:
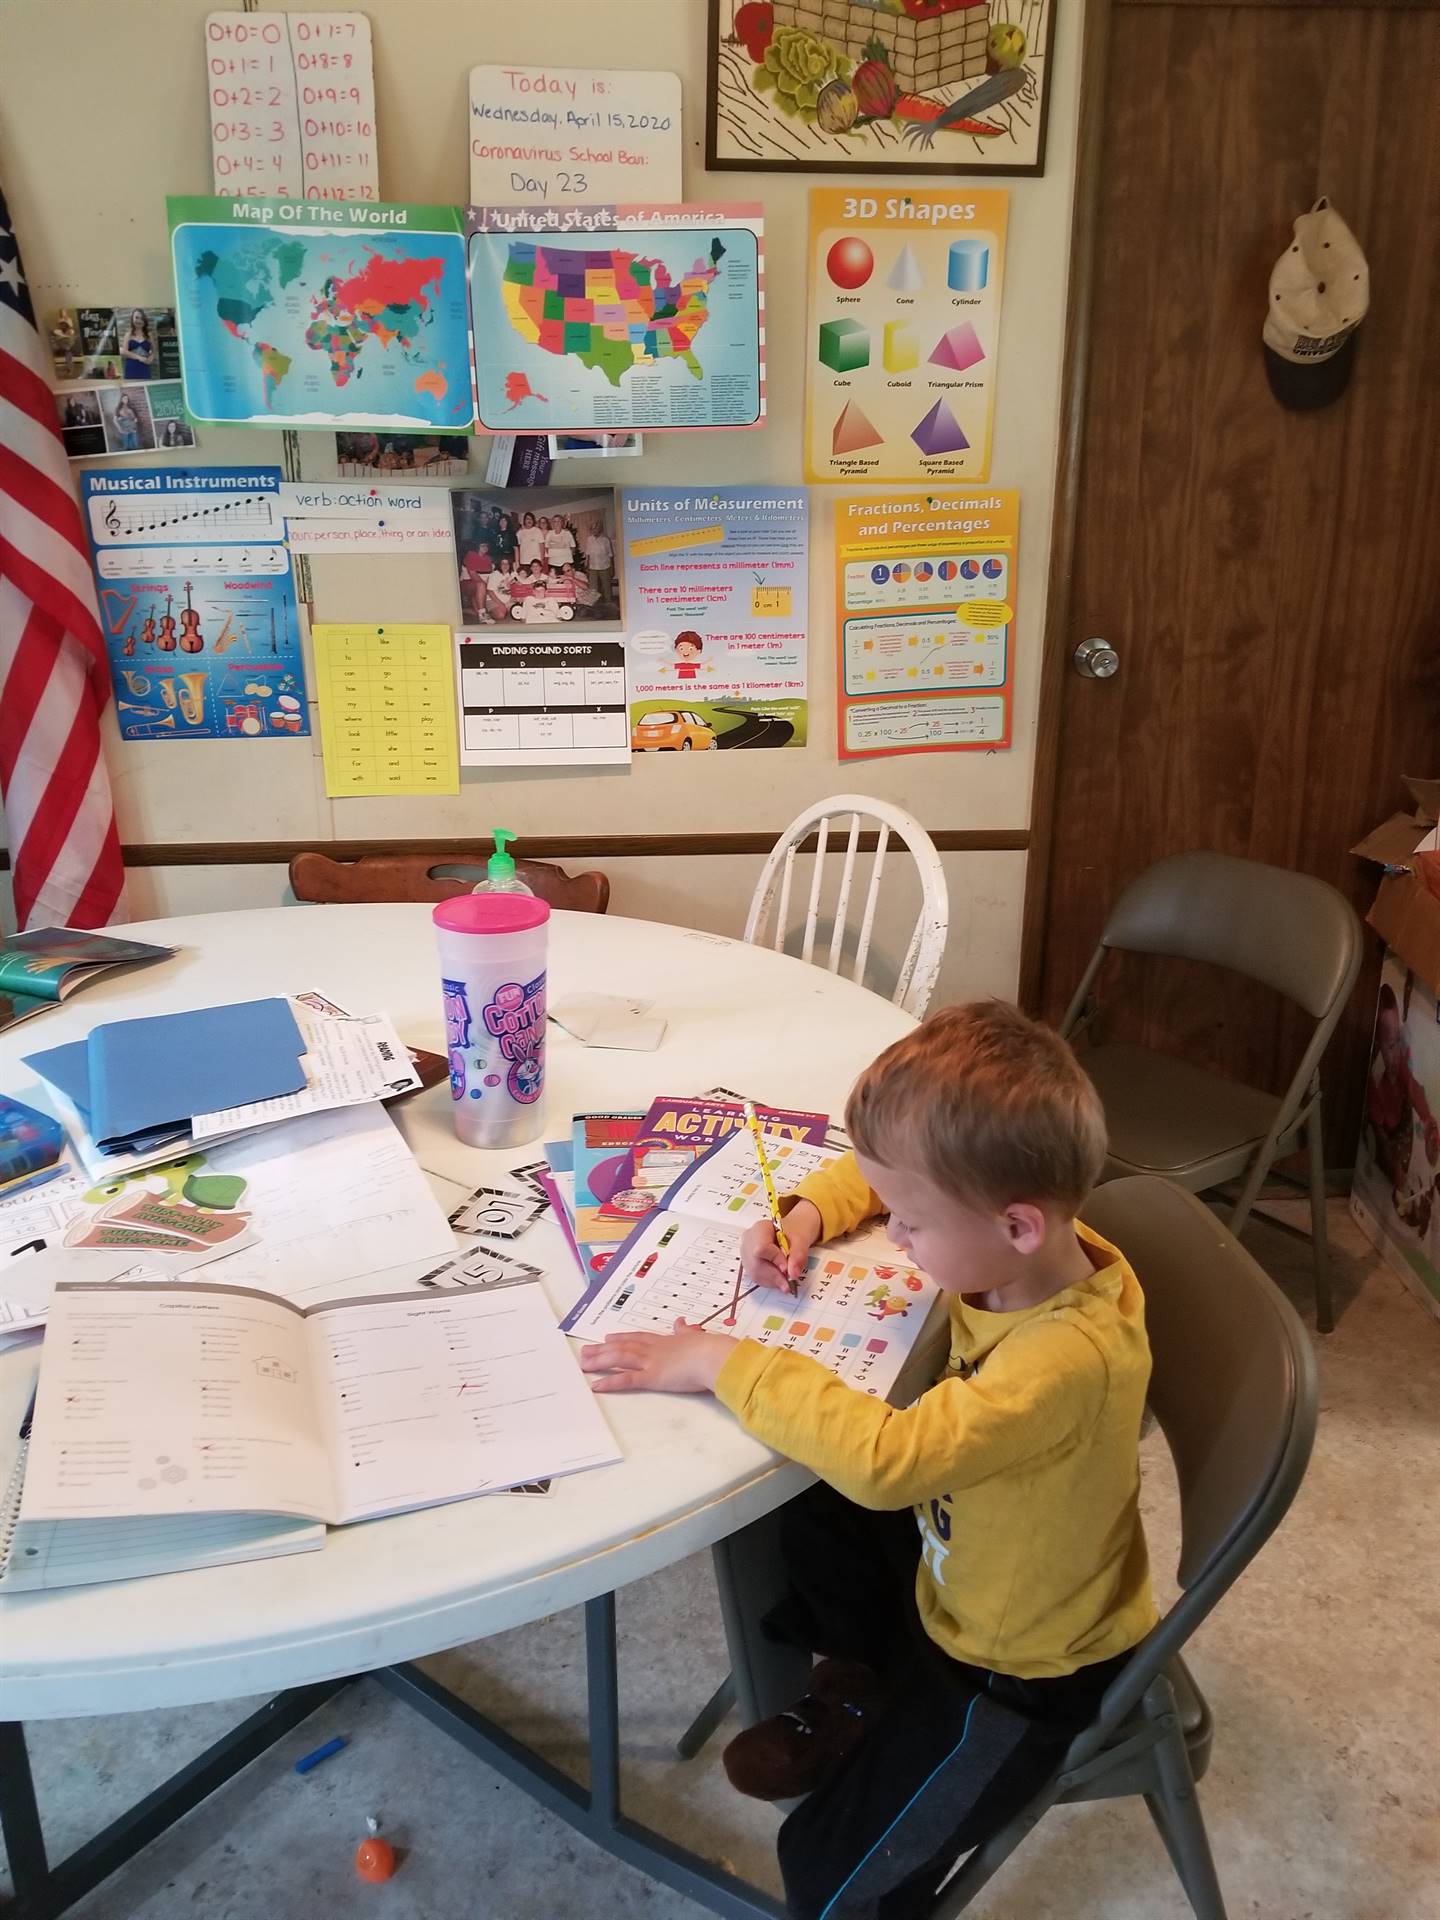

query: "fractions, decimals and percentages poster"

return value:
[834, 490, 1019, 759]
[205, 10, 379, 202]
[622, 488, 808, 753]
[168, 196, 474, 431]
[469, 65, 682, 205]
[805, 188, 1007, 484]
[80, 467, 306, 743]
[466, 204, 765, 434]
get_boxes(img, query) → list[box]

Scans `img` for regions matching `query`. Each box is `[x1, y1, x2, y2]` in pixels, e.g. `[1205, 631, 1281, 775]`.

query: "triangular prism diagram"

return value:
[887, 243, 924, 293]
[928, 322, 986, 373]
[832, 400, 885, 455]
[911, 398, 970, 456]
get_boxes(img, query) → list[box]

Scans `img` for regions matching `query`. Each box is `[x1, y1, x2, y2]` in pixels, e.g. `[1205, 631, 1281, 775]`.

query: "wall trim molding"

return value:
[0, 830, 1030, 872]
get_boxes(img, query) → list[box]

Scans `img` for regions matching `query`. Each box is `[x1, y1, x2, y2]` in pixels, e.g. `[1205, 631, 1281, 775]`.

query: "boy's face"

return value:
[855, 1150, 1018, 1294]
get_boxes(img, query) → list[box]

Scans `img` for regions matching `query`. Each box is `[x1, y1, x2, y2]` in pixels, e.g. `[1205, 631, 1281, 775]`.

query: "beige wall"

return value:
[0, 0, 1084, 998]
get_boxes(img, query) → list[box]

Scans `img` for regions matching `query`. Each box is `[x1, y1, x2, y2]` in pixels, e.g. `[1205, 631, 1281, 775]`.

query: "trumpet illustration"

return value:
[177, 672, 207, 727]
[117, 701, 162, 718]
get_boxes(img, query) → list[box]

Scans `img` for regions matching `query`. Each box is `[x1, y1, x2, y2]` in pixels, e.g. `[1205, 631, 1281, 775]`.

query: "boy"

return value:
[580, 1002, 1156, 1919]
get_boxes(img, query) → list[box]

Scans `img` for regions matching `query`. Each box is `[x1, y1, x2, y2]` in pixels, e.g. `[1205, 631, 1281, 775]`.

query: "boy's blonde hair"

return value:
[845, 1000, 1107, 1216]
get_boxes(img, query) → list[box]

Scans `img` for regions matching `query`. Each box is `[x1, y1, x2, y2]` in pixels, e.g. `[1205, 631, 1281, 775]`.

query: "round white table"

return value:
[0, 905, 915, 1919]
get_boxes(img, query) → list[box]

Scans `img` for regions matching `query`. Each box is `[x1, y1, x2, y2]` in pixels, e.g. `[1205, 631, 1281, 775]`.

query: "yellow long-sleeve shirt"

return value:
[714, 1153, 1157, 1679]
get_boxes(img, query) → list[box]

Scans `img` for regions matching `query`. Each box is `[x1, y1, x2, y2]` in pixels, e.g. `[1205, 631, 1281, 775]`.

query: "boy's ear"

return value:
[1003, 1202, 1047, 1254]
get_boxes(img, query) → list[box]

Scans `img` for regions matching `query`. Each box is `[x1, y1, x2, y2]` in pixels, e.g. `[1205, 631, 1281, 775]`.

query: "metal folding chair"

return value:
[1060, 851, 1361, 1330]
[930, 1176, 1319, 1919]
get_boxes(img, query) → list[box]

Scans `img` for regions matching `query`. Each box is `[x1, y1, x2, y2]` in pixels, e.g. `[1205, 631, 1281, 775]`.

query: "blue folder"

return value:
[26, 997, 307, 1149]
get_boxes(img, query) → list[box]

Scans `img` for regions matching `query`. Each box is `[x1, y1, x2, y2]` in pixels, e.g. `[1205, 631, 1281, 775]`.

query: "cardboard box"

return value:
[1350, 950, 1440, 1320]
[1351, 775, 1440, 995]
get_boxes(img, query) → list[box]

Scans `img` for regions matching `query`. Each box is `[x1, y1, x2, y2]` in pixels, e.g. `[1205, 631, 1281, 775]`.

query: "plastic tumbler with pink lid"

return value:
[433, 893, 549, 1149]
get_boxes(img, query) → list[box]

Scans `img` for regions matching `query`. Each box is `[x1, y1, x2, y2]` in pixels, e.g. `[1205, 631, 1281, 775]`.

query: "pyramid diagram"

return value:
[911, 399, 970, 457]
[832, 400, 884, 455]
[929, 322, 986, 374]
[887, 244, 924, 292]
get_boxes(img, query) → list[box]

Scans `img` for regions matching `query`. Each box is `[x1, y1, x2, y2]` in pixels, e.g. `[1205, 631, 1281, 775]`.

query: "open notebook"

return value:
[1, 1275, 619, 1593]
[0, 1441, 323, 1591]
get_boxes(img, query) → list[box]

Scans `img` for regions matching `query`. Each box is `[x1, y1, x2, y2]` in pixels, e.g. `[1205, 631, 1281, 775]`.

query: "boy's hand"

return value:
[579, 1319, 736, 1394]
[741, 1198, 822, 1294]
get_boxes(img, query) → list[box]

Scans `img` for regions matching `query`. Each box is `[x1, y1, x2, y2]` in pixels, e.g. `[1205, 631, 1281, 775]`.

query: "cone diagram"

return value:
[887, 244, 924, 292]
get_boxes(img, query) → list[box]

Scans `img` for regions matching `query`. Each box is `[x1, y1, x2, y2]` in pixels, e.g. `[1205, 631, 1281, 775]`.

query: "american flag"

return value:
[0, 186, 126, 930]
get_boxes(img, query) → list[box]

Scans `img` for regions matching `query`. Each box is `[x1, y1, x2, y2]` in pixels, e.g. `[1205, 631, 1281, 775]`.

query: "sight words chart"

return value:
[805, 188, 1008, 485]
[834, 490, 1019, 759]
[205, 11, 379, 202]
[469, 65, 682, 205]
[312, 622, 460, 795]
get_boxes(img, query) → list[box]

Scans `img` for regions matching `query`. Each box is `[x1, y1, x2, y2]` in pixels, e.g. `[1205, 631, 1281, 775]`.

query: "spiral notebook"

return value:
[0, 1438, 324, 1593]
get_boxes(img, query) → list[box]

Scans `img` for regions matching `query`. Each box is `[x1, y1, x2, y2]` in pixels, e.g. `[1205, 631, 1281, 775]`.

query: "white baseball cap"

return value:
[1263, 198, 1369, 409]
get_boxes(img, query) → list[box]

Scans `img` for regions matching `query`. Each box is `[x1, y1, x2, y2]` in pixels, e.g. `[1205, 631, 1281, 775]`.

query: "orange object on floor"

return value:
[354, 1835, 397, 1883]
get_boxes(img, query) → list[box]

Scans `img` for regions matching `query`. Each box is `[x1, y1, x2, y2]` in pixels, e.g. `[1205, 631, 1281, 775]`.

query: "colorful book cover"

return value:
[572, 1111, 648, 1250]
[0, 928, 173, 1032]
[596, 1096, 829, 1231]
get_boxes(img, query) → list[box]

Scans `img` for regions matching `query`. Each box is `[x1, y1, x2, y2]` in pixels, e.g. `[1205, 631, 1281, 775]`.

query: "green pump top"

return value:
[472, 828, 533, 896]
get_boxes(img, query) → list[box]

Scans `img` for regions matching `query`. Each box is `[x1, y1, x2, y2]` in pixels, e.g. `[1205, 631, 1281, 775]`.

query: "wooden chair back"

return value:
[288, 851, 610, 915]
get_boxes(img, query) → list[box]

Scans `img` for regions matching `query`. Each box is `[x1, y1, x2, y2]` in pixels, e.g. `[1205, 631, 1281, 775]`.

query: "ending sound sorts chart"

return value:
[805, 188, 1007, 484]
[467, 203, 765, 433]
[835, 489, 1019, 759]
[168, 196, 474, 430]
[80, 467, 306, 743]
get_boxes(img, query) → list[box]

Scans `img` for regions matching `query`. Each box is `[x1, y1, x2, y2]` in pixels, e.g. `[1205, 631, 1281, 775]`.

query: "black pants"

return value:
[765, 1482, 1131, 1920]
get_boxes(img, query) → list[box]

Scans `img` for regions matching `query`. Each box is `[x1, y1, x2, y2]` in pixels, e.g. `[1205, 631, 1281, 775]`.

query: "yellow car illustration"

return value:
[630, 708, 717, 752]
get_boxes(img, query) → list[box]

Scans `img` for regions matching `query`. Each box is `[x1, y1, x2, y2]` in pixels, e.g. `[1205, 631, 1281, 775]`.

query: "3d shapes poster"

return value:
[833, 489, 1018, 759]
[466, 203, 765, 433]
[805, 187, 1007, 484]
[80, 466, 306, 743]
[167, 196, 475, 431]
[623, 488, 808, 752]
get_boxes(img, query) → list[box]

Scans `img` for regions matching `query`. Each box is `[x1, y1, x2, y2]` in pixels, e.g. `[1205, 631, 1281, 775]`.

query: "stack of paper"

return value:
[0, 1103, 461, 1337]
[24, 996, 420, 1179]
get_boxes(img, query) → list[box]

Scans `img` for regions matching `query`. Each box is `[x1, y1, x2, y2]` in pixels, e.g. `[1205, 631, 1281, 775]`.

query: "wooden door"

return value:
[1023, 0, 1440, 1161]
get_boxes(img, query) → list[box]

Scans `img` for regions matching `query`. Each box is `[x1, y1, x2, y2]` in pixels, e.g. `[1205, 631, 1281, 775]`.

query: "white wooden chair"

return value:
[744, 795, 949, 1017]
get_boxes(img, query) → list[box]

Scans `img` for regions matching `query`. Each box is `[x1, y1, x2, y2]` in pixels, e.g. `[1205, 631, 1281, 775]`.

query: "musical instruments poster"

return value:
[80, 467, 308, 743]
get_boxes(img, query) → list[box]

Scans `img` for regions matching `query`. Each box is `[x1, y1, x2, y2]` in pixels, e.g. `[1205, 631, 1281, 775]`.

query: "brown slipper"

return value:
[721, 1659, 885, 1802]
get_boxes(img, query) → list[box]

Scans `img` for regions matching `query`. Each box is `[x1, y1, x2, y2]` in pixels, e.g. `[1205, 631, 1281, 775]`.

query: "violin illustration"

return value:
[139, 606, 156, 649]
[178, 582, 203, 654]
[156, 594, 177, 652]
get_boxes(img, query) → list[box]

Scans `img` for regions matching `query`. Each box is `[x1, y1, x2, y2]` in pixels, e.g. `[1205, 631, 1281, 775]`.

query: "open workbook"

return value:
[0, 1276, 619, 1592]
[562, 1124, 942, 1402]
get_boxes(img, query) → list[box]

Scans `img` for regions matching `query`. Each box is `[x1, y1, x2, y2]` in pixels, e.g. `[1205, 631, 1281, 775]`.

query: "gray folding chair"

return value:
[930, 1176, 1319, 1919]
[1060, 850, 1362, 1331]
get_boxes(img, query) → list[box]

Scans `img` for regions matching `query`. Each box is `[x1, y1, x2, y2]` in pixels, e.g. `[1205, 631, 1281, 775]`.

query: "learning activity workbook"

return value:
[594, 1096, 829, 1235]
[563, 1123, 939, 1400]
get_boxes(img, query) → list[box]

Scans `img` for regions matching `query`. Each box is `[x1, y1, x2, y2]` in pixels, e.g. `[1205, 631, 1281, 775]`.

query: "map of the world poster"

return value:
[167, 198, 475, 432]
[466, 204, 765, 433]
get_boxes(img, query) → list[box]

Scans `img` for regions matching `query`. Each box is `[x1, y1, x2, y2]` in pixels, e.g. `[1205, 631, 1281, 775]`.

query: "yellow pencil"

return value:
[743, 1100, 790, 1257]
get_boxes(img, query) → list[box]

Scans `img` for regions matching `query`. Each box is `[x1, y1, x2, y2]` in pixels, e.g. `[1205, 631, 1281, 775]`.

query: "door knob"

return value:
[1073, 637, 1120, 679]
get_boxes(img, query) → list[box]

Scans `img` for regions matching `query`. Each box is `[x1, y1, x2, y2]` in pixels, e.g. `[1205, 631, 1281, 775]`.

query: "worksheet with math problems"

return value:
[20, 1279, 620, 1532]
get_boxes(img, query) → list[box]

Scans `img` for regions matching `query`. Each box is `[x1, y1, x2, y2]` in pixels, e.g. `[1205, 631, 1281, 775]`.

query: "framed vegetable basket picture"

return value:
[706, 0, 1056, 177]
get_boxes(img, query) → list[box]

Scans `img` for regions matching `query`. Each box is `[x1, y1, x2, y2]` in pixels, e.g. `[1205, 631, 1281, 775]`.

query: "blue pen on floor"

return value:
[294, 1736, 348, 1775]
